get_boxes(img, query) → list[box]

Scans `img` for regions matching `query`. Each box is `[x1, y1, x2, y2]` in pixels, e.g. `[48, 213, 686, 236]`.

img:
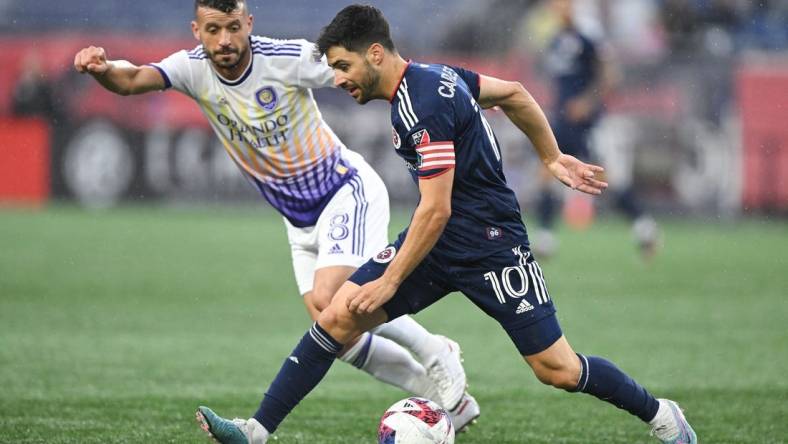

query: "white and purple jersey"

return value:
[151, 36, 356, 227]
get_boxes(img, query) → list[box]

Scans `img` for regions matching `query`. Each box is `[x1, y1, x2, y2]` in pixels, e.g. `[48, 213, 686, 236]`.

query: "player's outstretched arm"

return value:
[477, 75, 607, 195]
[74, 46, 165, 96]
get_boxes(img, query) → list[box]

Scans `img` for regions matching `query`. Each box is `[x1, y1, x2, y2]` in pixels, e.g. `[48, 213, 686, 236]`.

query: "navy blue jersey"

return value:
[545, 27, 602, 127]
[390, 62, 529, 262]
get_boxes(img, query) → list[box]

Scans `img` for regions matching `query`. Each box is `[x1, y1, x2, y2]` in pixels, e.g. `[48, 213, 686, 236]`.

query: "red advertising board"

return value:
[738, 63, 788, 212]
[0, 118, 50, 205]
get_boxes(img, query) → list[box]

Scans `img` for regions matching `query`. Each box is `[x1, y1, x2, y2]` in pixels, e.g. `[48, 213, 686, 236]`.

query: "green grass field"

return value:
[1, 206, 786, 443]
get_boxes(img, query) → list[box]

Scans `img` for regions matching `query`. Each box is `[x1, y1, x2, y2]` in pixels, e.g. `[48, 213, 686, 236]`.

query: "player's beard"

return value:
[355, 60, 381, 105]
[209, 45, 246, 70]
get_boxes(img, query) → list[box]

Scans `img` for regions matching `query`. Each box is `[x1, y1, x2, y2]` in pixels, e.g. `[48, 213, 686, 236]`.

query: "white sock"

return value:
[633, 216, 658, 244]
[648, 399, 679, 440]
[339, 332, 433, 398]
[246, 417, 270, 444]
[371, 315, 446, 364]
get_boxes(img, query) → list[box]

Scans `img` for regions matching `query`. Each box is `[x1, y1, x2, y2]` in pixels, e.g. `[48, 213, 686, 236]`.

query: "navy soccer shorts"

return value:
[553, 120, 592, 161]
[349, 241, 563, 356]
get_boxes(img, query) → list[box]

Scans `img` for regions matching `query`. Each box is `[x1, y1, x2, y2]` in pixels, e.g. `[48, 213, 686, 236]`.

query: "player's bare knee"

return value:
[310, 287, 333, 312]
[317, 301, 361, 343]
[316, 305, 346, 332]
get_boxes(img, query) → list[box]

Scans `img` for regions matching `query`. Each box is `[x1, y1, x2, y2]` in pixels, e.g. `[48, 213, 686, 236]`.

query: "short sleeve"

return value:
[404, 112, 456, 180]
[149, 50, 193, 95]
[296, 40, 334, 89]
[450, 66, 480, 101]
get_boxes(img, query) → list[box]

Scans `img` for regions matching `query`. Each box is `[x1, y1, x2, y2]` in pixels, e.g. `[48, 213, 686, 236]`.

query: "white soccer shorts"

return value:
[285, 150, 390, 295]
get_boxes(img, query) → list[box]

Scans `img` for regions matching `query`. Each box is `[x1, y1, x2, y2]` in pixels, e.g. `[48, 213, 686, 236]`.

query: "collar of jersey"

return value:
[212, 43, 254, 87]
[388, 59, 412, 103]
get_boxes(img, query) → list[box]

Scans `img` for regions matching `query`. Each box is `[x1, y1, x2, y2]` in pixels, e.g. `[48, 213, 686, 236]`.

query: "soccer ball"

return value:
[378, 397, 455, 444]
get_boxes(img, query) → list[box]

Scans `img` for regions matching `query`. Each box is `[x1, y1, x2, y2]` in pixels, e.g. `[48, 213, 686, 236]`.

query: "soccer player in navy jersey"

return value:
[196, 5, 697, 443]
[535, 0, 659, 259]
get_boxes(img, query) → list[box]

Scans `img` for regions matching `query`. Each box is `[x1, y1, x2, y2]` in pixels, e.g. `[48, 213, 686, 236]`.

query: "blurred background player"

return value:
[72, 0, 478, 426]
[535, 0, 659, 259]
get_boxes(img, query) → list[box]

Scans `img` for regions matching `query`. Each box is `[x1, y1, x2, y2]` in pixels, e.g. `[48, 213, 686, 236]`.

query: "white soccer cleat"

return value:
[424, 335, 467, 411]
[448, 392, 481, 433]
[649, 399, 698, 444]
[533, 229, 558, 261]
[633, 216, 660, 261]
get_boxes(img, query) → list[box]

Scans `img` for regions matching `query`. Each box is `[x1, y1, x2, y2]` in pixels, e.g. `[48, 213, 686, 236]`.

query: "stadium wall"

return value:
[1, 34, 782, 215]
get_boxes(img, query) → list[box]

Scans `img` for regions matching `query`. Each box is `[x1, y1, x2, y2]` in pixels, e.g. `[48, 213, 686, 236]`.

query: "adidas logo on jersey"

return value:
[328, 244, 343, 255]
[515, 299, 534, 314]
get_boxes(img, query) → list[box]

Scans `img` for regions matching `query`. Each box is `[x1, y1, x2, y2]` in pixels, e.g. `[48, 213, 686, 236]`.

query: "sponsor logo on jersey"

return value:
[392, 127, 401, 149]
[374, 246, 397, 263]
[255, 86, 278, 111]
[516, 299, 534, 314]
[411, 128, 431, 146]
[217, 112, 291, 148]
[486, 226, 503, 240]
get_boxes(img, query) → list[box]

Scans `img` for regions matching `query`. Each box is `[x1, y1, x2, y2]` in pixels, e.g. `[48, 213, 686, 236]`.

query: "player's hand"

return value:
[547, 153, 608, 195]
[74, 46, 110, 76]
[346, 277, 398, 314]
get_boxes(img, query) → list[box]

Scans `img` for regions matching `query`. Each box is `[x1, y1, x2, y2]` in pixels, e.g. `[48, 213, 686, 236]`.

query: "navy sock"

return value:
[614, 188, 644, 220]
[537, 190, 559, 229]
[572, 354, 659, 422]
[253, 323, 342, 433]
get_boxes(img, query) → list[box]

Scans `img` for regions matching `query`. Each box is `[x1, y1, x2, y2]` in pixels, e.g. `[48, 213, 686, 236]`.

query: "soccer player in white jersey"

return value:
[73, 0, 480, 429]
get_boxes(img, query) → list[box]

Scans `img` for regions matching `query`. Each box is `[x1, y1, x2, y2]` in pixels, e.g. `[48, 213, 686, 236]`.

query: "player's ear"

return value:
[247, 14, 254, 32]
[367, 43, 385, 66]
[191, 21, 200, 41]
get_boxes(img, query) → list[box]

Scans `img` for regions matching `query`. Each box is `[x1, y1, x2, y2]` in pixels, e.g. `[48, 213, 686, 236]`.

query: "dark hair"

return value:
[194, 0, 244, 13]
[316, 5, 395, 57]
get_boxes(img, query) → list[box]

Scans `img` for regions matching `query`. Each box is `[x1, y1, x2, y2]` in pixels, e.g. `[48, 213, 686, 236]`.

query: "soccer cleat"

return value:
[532, 229, 558, 261]
[633, 216, 660, 261]
[649, 399, 697, 444]
[196, 406, 269, 444]
[424, 335, 467, 411]
[448, 392, 481, 433]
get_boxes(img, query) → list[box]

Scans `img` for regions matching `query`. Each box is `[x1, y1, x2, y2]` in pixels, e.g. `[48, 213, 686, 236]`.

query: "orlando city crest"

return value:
[255, 86, 278, 111]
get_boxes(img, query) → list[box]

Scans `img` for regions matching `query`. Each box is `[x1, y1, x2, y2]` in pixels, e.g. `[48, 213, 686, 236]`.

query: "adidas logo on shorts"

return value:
[515, 299, 534, 314]
[328, 244, 343, 255]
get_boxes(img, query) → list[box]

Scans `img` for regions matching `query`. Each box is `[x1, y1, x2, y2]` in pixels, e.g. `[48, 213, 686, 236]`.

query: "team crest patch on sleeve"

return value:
[411, 128, 431, 146]
[255, 86, 278, 110]
[392, 127, 401, 149]
[374, 246, 397, 263]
